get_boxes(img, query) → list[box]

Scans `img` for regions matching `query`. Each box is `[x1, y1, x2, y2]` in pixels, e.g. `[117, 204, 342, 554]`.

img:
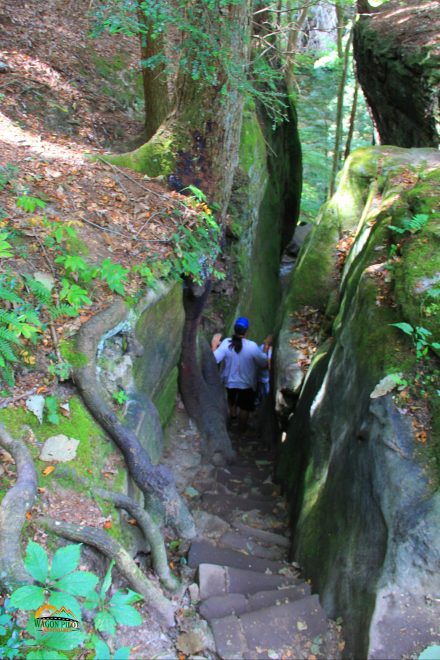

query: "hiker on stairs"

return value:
[211, 317, 268, 431]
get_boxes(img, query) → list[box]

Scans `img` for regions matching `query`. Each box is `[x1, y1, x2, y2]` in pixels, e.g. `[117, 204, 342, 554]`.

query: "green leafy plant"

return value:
[99, 258, 129, 295]
[5, 541, 142, 659]
[0, 599, 24, 659]
[419, 644, 440, 660]
[388, 213, 430, 235]
[59, 279, 92, 309]
[44, 395, 61, 425]
[113, 389, 128, 405]
[16, 196, 47, 214]
[48, 361, 72, 381]
[390, 322, 440, 359]
[0, 232, 14, 259]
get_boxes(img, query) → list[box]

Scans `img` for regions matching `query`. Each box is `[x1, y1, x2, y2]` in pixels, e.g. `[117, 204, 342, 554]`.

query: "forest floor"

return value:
[0, 0, 216, 403]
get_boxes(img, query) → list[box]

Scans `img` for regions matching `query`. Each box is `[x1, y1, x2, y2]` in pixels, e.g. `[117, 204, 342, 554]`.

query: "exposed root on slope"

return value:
[40, 517, 176, 628]
[72, 299, 195, 540]
[179, 279, 236, 465]
[0, 425, 37, 589]
[95, 487, 180, 593]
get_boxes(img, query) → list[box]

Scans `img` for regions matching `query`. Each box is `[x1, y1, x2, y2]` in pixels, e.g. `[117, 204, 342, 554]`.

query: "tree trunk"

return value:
[285, 2, 310, 95]
[137, 9, 170, 140]
[179, 279, 235, 464]
[328, 25, 354, 198]
[105, 0, 252, 220]
[344, 81, 359, 159]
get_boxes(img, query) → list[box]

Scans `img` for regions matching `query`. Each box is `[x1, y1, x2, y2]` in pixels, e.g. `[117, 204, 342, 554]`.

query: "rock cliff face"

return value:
[277, 146, 440, 658]
[354, 0, 440, 148]
[209, 99, 302, 341]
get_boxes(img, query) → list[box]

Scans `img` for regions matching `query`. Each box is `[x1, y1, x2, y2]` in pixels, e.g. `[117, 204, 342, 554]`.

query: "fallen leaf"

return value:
[42, 466, 55, 476]
[26, 511, 32, 520]
[127, 518, 137, 526]
[37, 487, 46, 494]
[297, 620, 308, 631]
[103, 520, 112, 529]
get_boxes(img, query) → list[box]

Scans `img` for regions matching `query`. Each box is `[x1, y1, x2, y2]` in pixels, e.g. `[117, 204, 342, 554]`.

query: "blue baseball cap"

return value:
[235, 317, 249, 330]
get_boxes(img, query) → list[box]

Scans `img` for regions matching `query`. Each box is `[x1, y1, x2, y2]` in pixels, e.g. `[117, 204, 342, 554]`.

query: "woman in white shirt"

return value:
[211, 317, 268, 430]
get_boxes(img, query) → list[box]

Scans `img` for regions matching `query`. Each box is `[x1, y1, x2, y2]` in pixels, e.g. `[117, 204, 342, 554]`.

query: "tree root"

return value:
[72, 300, 195, 540]
[95, 488, 180, 593]
[179, 279, 235, 464]
[0, 425, 37, 589]
[40, 517, 176, 628]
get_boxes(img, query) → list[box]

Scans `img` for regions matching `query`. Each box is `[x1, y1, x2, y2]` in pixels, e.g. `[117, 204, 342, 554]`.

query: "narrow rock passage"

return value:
[186, 425, 344, 660]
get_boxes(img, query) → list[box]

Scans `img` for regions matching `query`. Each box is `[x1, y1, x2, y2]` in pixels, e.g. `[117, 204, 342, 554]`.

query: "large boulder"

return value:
[277, 146, 440, 657]
[354, 0, 440, 148]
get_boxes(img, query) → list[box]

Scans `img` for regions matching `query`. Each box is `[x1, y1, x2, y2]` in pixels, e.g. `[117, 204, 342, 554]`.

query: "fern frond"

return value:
[50, 304, 78, 320]
[0, 285, 23, 304]
[0, 362, 15, 386]
[0, 326, 21, 344]
[25, 276, 52, 305]
[0, 338, 18, 362]
[0, 313, 23, 341]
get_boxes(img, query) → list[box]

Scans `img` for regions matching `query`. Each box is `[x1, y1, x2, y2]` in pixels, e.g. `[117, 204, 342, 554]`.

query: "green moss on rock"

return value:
[100, 130, 175, 177]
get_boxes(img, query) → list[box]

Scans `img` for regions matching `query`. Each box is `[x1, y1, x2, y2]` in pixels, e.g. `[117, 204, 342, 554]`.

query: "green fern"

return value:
[24, 276, 52, 305]
[0, 285, 22, 304]
[0, 325, 21, 344]
[0, 361, 15, 386]
[0, 311, 24, 338]
[50, 303, 79, 320]
[0, 336, 18, 363]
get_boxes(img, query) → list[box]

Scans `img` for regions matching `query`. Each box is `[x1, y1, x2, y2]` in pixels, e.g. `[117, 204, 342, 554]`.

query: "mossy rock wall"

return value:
[97, 283, 185, 463]
[277, 146, 440, 658]
[354, 0, 440, 148]
[217, 99, 302, 341]
[133, 282, 184, 426]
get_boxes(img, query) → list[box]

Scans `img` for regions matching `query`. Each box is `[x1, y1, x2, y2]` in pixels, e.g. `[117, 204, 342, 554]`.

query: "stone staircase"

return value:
[186, 437, 343, 660]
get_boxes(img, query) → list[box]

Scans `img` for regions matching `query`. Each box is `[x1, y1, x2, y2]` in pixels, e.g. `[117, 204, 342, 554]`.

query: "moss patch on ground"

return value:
[0, 396, 128, 544]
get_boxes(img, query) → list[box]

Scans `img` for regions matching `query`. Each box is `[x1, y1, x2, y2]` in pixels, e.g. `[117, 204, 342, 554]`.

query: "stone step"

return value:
[232, 522, 290, 549]
[211, 595, 329, 660]
[218, 531, 286, 561]
[198, 564, 300, 600]
[201, 493, 282, 520]
[199, 583, 311, 622]
[188, 540, 285, 574]
[215, 464, 273, 485]
[213, 472, 278, 500]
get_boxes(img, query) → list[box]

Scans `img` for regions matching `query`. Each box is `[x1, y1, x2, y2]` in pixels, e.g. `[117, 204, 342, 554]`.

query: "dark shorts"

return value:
[227, 387, 255, 412]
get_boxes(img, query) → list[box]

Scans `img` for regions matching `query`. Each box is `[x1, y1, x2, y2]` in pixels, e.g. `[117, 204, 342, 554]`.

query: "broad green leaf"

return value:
[92, 636, 111, 660]
[50, 544, 81, 581]
[431, 342, 440, 350]
[94, 610, 116, 635]
[419, 645, 440, 660]
[9, 585, 45, 610]
[110, 603, 142, 626]
[48, 590, 82, 621]
[41, 631, 85, 651]
[54, 571, 98, 596]
[24, 541, 49, 583]
[83, 590, 100, 610]
[110, 589, 143, 607]
[113, 647, 132, 660]
[100, 560, 115, 599]
[390, 322, 414, 336]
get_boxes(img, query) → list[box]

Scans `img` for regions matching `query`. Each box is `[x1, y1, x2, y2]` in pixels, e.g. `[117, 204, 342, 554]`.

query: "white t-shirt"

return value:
[214, 338, 268, 390]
